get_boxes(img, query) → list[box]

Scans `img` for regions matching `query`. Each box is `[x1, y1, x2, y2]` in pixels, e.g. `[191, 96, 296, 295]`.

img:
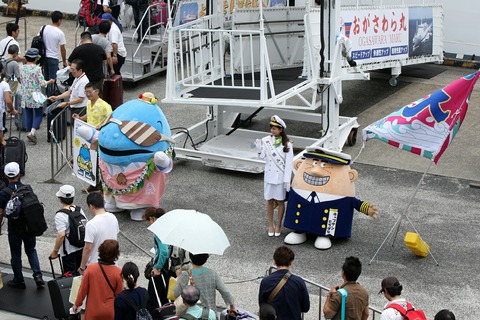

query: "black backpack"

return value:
[4, 185, 47, 237]
[58, 206, 88, 249]
[119, 290, 152, 320]
[31, 25, 46, 64]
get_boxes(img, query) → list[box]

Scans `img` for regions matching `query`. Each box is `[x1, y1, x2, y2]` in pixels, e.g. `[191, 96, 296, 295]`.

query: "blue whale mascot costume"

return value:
[78, 92, 174, 220]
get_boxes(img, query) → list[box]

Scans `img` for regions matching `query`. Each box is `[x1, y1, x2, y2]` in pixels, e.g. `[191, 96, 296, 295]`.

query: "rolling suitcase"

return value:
[47, 258, 79, 320]
[102, 74, 123, 110]
[2, 114, 27, 175]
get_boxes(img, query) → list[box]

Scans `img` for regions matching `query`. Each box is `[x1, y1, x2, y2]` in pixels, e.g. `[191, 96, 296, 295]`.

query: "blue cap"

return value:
[25, 48, 40, 59]
[101, 13, 114, 21]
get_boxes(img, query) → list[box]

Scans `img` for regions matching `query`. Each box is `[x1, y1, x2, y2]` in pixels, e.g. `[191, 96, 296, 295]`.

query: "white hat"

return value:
[56, 185, 75, 198]
[270, 115, 286, 129]
[4, 162, 20, 177]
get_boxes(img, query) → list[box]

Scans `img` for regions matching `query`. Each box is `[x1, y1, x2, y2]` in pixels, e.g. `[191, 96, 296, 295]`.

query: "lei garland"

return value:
[101, 157, 156, 195]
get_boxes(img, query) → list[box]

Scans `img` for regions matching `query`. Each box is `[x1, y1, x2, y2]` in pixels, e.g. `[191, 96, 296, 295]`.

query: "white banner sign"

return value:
[73, 119, 98, 187]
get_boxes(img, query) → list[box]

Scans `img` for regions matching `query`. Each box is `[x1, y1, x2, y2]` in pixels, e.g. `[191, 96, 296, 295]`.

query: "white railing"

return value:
[166, 17, 275, 103]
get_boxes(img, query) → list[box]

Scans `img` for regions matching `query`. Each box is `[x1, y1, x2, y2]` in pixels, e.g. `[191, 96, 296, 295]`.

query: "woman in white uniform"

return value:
[256, 115, 293, 237]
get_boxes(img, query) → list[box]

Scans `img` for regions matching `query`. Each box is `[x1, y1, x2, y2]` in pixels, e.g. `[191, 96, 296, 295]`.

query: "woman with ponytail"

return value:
[114, 262, 150, 320]
[255, 115, 294, 237]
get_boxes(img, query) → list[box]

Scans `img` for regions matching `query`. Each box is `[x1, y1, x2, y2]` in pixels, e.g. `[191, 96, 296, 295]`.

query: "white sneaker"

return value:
[284, 232, 307, 245]
[314, 236, 332, 250]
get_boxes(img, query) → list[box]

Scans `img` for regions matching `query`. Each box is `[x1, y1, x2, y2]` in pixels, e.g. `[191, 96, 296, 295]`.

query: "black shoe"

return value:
[7, 280, 26, 289]
[3, 127, 7, 133]
[34, 274, 45, 287]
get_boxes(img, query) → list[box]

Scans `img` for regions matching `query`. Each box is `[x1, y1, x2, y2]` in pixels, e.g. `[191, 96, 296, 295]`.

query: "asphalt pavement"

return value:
[0, 14, 479, 320]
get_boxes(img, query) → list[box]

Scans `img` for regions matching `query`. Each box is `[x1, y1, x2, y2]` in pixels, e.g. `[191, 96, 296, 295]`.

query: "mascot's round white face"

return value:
[292, 157, 358, 197]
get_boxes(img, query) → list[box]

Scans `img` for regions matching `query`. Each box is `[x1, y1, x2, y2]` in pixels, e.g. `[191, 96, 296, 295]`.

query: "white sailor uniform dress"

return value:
[257, 135, 293, 201]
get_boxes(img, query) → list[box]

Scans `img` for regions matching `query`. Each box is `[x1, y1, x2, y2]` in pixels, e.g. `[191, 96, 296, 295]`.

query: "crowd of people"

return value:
[0, 8, 127, 147]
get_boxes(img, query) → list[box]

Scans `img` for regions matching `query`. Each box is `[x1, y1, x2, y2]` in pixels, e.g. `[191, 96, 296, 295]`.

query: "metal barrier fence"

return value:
[267, 267, 383, 319]
[44, 106, 75, 184]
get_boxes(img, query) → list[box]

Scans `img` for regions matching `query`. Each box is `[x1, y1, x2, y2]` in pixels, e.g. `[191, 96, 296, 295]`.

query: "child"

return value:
[256, 115, 293, 236]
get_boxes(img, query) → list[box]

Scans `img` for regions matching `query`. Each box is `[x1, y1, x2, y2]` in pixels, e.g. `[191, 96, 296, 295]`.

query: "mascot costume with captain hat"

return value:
[284, 147, 378, 249]
[77, 92, 174, 221]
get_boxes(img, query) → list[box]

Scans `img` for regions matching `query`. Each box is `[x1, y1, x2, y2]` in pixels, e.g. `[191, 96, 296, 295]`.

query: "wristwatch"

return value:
[79, 266, 86, 271]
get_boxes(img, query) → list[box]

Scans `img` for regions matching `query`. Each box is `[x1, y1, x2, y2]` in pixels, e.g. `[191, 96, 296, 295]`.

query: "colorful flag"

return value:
[363, 71, 480, 163]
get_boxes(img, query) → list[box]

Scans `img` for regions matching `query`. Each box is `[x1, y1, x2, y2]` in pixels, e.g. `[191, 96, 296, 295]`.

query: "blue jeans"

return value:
[43, 57, 59, 96]
[8, 224, 42, 283]
[24, 107, 43, 132]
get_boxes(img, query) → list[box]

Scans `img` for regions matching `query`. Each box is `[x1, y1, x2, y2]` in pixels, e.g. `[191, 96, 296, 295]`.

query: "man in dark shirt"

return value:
[0, 162, 44, 289]
[259, 246, 310, 320]
[68, 31, 106, 97]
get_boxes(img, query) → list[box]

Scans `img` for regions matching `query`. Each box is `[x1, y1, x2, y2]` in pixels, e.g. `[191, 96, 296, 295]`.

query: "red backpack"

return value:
[78, 0, 100, 27]
[387, 302, 427, 320]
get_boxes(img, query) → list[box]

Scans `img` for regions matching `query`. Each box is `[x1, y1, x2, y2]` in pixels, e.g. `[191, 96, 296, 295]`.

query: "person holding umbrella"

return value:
[143, 207, 170, 309]
[173, 253, 236, 316]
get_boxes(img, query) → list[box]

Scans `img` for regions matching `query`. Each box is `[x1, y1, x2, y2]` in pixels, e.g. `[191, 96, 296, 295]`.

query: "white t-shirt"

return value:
[69, 73, 89, 109]
[0, 81, 11, 113]
[84, 211, 119, 265]
[381, 298, 410, 320]
[54, 206, 88, 255]
[97, 0, 109, 5]
[107, 23, 127, 58]
[42, 25, 67, 59]
[0, 36, 20, 59]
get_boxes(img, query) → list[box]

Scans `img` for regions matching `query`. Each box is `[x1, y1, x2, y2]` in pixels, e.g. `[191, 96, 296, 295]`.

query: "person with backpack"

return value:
[0, 162, 45, 289]
[179, 285, 216, 320]
[114, 262, 151, 320]
[379, 276, 427, 320]
[49, 185, 88, 277]
[40, 11, 67, 87]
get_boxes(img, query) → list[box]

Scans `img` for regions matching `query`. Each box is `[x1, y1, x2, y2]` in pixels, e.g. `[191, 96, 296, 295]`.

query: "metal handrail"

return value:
[44, 105, 75, 184]
[267, 266, 383, 319]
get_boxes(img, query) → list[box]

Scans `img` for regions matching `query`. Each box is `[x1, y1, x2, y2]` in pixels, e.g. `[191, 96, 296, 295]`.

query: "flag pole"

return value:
[369, 160, 439, 265]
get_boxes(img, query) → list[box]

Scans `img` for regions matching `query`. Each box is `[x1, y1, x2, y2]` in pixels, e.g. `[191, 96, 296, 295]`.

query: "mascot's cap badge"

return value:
[303, 147, 351, 165]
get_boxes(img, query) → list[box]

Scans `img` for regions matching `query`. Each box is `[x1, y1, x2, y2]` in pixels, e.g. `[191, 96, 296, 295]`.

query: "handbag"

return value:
[144, 258, 154, 279]
[32, 91, 47, 104]
[167, 276, 177, 301]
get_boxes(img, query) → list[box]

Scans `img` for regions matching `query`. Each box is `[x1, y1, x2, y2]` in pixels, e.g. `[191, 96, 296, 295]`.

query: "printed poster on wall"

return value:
[73, 119, 98, 187]
[340, 8, 409, 64]
[173, 0, 207, 26]
[408, 7, 433, 57]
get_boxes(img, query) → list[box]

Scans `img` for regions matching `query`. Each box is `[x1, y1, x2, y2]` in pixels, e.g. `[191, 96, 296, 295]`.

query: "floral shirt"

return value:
[20, 64, 48, 109]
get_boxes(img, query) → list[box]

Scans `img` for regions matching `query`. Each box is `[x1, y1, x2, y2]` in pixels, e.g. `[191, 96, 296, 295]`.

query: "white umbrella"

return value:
[147, 209, 230, 255]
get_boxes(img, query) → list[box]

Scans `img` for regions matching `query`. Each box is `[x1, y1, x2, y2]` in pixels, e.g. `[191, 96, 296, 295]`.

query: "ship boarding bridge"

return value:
[162, 0, 443, 173]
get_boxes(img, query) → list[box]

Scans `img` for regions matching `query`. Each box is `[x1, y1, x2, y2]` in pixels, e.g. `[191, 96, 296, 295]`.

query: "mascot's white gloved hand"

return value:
[154, 152, 172, 171]
[77, 126, 97, 142]
[284, 182, 291, 192]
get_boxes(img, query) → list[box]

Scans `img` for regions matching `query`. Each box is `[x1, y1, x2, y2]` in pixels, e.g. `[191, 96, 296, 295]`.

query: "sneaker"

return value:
[27, 134, 37, 145]
[33, 274, 45, 287]
[7, 280, 26, 289]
